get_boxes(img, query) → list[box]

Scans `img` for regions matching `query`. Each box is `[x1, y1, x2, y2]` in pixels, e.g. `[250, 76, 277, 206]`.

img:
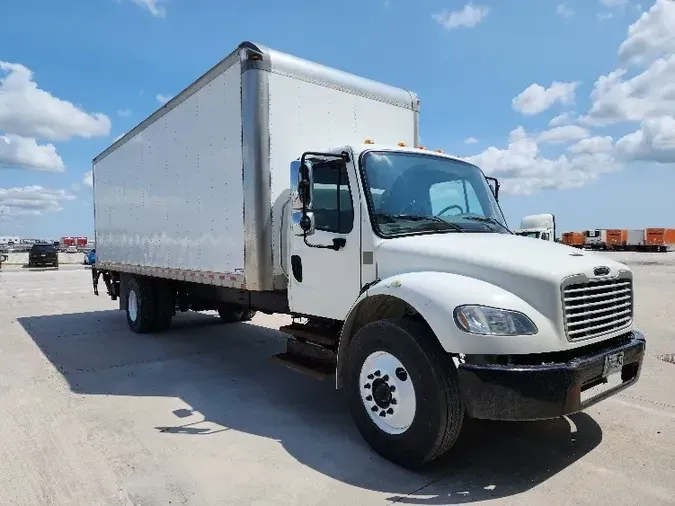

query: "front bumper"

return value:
[457, 330, 646, 421]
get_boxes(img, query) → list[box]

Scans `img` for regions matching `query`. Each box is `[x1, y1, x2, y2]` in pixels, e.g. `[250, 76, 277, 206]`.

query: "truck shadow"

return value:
[18, 309, 603, 504]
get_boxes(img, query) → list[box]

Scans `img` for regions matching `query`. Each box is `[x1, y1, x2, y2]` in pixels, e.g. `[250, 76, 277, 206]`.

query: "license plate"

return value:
[603, 351, 624, 377]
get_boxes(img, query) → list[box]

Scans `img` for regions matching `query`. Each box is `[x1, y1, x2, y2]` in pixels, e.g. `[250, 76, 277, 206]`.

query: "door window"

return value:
[311, 161, 354, 234]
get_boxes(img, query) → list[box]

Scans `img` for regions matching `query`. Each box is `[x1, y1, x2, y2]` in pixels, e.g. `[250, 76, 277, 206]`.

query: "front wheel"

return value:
[126, 277, 156, 333]
[344, 318, 464, 468]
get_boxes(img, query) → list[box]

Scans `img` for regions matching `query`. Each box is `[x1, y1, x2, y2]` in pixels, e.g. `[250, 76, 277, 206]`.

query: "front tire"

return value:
[344, 318, 464, 468]
[126, 277, 156, 333]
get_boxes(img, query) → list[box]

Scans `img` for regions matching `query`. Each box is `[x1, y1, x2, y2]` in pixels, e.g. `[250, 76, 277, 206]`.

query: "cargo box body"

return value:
[562, 231, 584, 247]
[92, 42, 419, 291]
[645, 228, 675, 250]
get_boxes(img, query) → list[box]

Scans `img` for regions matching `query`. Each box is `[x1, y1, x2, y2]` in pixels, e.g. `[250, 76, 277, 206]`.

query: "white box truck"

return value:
[514, 213, 556, 241]
[91, 41, 646, 468]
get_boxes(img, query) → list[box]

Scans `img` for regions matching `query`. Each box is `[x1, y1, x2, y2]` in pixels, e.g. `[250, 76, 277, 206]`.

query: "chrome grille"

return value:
[563, 277, 633, 340]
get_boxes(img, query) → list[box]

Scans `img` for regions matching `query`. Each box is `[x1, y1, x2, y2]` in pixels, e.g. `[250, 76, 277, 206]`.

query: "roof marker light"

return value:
[397, 142, 407, 147]
[364, 138, 375, 144]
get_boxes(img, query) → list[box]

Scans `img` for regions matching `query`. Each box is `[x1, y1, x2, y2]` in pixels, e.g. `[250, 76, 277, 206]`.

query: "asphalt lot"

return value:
[1, 253, 674, 505]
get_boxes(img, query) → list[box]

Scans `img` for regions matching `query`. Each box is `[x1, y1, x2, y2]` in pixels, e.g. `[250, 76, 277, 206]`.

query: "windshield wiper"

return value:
[376, 213, 465, 232]
[461, 215, 512, 233]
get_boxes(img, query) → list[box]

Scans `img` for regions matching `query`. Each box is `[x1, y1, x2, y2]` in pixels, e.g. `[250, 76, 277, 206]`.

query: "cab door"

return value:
[287, 151, 363, 320]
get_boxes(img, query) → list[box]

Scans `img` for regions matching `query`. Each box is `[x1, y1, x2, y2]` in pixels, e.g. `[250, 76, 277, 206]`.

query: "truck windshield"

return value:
[360, 151, 509, 237]
[517, 231, 541, 238]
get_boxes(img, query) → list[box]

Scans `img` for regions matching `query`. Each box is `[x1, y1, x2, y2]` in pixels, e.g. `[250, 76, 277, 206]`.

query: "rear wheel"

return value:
[344, 318, 464, 468]
[152, 281, 175, 332]
[126, 277, 156, 333]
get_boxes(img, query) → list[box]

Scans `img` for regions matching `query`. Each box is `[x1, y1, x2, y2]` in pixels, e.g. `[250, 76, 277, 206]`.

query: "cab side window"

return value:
[311, 162, 354, 234]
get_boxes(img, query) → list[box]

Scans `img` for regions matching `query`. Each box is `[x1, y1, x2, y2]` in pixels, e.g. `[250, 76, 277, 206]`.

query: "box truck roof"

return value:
[93, 41, 420, 164]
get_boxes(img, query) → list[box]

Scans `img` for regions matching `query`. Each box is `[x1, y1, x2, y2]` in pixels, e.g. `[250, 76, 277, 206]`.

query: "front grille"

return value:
[563, 277, 633, 340]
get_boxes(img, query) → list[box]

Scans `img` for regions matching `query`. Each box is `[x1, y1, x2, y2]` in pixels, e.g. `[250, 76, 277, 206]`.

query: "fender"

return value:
[336, 271, 561, 387]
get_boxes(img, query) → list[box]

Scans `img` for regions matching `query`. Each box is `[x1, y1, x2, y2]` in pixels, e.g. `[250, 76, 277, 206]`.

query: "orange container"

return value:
[562, 231, 585, 247]
[645, 228, 675, 247]
[606, 229, 628, 248]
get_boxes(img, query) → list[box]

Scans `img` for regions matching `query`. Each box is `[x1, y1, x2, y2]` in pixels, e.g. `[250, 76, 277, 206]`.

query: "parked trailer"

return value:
[626, 229, 645, 251]
[562, 231, 585, 248]
[91, 41, 646, 468]
[61, 236, 75, 248]
[606, 229, 628, 250]
[76, 237, 88, 248]
[644, 228, 675, 252]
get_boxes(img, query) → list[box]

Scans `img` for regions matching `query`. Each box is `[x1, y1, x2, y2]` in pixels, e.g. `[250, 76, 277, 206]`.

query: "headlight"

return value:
[453, 305, 538, 336]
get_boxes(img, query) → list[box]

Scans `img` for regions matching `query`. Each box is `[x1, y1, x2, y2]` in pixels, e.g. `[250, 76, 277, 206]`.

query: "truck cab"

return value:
[514, 213, 556, 241]
[283, 142, 644, 466]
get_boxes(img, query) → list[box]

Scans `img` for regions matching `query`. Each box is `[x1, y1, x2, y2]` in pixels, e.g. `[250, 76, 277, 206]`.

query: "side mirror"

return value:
[291, 210, 315, 236]
[290, 160, 313, 211]
[485, 176, 500, 202]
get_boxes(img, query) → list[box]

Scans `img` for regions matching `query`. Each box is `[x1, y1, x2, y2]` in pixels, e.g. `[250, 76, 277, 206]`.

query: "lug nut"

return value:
[371, 406, 378, 412]
[364, 383, 371, 389]
[366, 395, 372, 401]
[367, 374, 374, 380]
[379, 411, 386, 417]
[387, 408, 394, 414]
[374, 370, 381, 377]
[389, 385, 396, 392]
[391, 398, 397, 405]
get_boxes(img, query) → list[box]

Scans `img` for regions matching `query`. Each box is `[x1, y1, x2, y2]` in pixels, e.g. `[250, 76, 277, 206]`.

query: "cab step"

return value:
[279, 323, 340, 349]
[271, 337, 336, 380]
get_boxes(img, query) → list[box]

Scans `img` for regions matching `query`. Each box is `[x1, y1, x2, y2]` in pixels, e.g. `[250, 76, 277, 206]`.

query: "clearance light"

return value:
[435, 149, 444, 153]
[397, 141, 407, 147]
[364, 139, 375, 144]
[419, 146, 426, 150]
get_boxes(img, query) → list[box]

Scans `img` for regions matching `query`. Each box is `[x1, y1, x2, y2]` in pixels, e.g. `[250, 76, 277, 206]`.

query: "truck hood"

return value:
[375, 233, 630, 320]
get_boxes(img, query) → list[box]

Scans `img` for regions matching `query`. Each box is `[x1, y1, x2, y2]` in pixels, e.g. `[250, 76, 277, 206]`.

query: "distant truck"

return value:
[76, 237, 88, 249]
[90, 41, 645, 468]
[514, 214, 555, 241]
[644, 228, 675, 252]
[584, 229, 607, 250]
[60, 237, 75, 249]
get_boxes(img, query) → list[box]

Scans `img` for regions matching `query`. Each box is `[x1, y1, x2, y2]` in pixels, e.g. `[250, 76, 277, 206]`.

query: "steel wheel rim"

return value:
[359, 351, 416, 435]
[128, 289, 139, 322]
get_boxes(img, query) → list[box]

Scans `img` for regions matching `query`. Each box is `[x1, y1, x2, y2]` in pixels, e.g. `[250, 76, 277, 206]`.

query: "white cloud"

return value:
[0, 62, 111, 141]
[512, 81, 581, 115]
[463, 127, 620, 195]
[0, 134, 64, 171]
[581, 55, 675, 125]
[618, 0, 675, 65]
[464, 137, 479, 144]
[156, 93, 172, 104]
[83, 170, 93, 187]
[557, 3, 575, 18]
[0, 186, 75, 218]
[616, 116, 675, 162]
[129, 0, 167, 18]
[568, 135, 615, 155]
[549, 112, 575, 126]
[433, 3, 489, 30]
[538, 125, 590, 144]
[117, 109, 132, 117]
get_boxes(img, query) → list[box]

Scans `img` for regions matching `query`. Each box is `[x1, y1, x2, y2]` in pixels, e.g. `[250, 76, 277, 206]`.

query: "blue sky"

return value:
[1, 0, 674, 239]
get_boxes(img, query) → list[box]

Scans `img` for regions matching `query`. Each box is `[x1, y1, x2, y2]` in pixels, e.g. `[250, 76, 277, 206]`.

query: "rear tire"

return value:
[152, 281, 175, 332]
[126, 277, 156, 333]
[344, 318, 464, 468]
